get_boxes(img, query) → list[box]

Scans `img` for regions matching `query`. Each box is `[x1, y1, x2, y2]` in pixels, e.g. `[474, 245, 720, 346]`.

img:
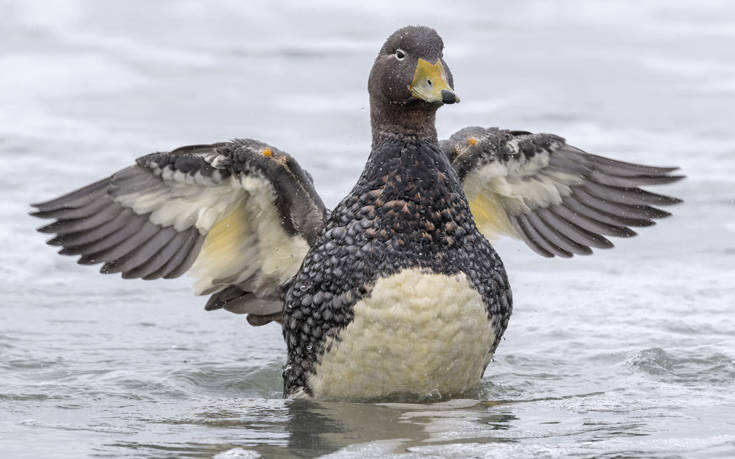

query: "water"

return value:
[1, 0, 734, 457]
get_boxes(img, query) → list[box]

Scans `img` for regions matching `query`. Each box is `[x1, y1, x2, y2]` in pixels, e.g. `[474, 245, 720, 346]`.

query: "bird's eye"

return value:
[395, 49, 406, 60]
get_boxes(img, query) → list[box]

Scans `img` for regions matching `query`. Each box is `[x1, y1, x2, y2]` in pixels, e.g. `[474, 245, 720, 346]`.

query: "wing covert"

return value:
[442, 127, 684, 258]
[32, 139, 327, 324]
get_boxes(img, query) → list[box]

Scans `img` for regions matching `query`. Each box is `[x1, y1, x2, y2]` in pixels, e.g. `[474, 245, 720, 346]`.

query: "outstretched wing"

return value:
[32, 139, 327, 324]
[441, 127, 684, 258]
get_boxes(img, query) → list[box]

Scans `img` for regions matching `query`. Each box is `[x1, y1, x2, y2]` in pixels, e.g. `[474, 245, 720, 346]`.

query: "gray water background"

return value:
[1, 0, 734, 457]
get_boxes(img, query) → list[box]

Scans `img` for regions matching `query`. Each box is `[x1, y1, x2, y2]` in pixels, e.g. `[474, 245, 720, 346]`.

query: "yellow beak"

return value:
[409, 58, 459, 104]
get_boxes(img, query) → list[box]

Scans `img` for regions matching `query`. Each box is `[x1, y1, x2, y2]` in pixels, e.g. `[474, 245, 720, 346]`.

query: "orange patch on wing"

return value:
[262, 148, 272, 157]
[468, 137, 477, 146]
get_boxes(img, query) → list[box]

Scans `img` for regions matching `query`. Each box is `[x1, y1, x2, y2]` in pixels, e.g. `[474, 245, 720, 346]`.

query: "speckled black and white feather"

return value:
[281, 132, 512, 396]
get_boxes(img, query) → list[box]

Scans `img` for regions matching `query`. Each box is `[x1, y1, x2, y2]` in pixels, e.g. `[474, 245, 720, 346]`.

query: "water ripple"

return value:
[629, 347, 735, 385]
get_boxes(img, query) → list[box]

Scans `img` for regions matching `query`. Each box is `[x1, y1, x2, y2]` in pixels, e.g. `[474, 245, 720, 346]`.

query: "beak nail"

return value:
[441, 90, 459, 104]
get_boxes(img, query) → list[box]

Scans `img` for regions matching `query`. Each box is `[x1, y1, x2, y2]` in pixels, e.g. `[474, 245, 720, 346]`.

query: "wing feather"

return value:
[536, 208, 613, 249]
[585, 153, 679, 177]
[526, 212, 592, 256]
[571, 189, 657, 226]
[111, 227, 179, 275]
[75, 214, 151, 262]
[32, 139, 327, 325]
[515, 214, 572, 257]
[38, 203, 122, 235]
[548, 203, 636, 238]
[49, 208, 138, 250]
[588, 170, 683, 187]
[444, 127, 683, 257]
[124, 230, 192, 280]
[31, 178, 110, 212]
[142, 230, 200, 280]
[510, 214, 554, 258]
[97, 222, 161, 269]
[580, 181, 681, 207]
[163, 235, 205, 280]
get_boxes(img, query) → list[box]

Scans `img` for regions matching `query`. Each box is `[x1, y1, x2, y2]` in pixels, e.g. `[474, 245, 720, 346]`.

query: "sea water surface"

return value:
[1, 1, 734, 457]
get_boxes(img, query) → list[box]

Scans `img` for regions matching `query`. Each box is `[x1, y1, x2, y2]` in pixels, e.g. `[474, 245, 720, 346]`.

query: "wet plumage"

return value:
[31, 25, 683, 400]
[282, 133, 510, 397]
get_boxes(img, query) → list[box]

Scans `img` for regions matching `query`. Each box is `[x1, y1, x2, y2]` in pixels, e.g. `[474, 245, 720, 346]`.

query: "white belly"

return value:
[308, 268, 496, 400]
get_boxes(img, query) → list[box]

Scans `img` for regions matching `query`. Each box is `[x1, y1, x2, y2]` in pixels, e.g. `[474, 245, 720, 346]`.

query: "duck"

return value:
[31, 25, 684, 400]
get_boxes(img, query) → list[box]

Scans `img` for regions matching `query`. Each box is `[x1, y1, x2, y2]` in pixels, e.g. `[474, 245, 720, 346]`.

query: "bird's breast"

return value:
[306, 267, 496, 400]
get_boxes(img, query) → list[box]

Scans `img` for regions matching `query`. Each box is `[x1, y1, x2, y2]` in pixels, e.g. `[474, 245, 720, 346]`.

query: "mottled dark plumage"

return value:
[279, 26, 508, 395]
[30, 25, 683, 400]
[282, 133, 511, 395]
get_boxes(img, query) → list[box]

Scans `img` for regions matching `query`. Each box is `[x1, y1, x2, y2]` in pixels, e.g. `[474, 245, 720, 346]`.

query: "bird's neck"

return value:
[370, 97, 439, 147]
[360, 117, 458, 198]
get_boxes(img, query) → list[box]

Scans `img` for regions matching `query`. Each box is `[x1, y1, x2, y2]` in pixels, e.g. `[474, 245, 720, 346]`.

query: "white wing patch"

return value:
[32, 140, 326, 295]
[114, 169, 309, 296]
[239, 176, 310, 285]
[462, 151, 583, 239]
[447, 128, 683, 257]
[114, 164, 241, 233]
[189, 174, 308, 296]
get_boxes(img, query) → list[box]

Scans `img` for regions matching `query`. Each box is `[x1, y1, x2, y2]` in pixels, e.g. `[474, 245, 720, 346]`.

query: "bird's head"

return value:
[369, 25, 459, 108]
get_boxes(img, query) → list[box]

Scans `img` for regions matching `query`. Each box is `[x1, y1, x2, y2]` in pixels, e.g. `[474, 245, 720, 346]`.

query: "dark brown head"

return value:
[368, 26, 459, 139]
